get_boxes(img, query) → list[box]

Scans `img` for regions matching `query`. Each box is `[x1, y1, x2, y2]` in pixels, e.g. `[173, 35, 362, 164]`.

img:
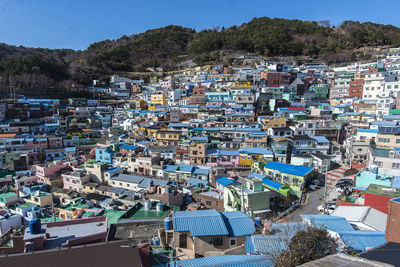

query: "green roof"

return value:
[97, 209, 124, 227]
[16, 202, 36, 209]
[40, 217, 63, 223]
[82, 211, 95, 217]
[366, 184, 400, 198]
[371, 148, 390, 157]
[0, 192, 17, 202]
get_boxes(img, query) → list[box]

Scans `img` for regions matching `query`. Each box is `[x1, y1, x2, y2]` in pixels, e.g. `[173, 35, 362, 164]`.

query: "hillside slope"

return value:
[1, 18, 400, 96]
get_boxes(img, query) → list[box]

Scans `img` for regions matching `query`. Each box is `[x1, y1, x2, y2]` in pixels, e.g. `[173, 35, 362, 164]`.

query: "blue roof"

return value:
[191, 136, 208, 142]
[163, 164, 195, 173]
[186, 178, 209, 187]
[221, 211, 255, 237]
[119, 144, 138, 151]
[170, 255, 274, 267]
[169, 123, 190, 127]
[239, 148, 273, 155]
[193, 167, 211, 175]
[245, 222, 307, 255]
[219, 150, 239, 156]
[138, 178, 169, 188]
[371, 121, 398, 127]
[358, 129, 379, 133]
[392, 176, 400, 189]
[248, 173, 266, 180]
[264, 161, 313, 177]
[301, 215, 355, 232]
[337, 231, 386, 252]
[105, 167, 121, 173]
[262, 178, 284, 191]
[173, 209, 229, 236]
[312, 136, 330, 143]
[216, 177, 239, 187]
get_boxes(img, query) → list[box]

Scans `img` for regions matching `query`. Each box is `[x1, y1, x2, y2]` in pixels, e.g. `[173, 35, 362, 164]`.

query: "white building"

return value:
[362, 72, 385, 100]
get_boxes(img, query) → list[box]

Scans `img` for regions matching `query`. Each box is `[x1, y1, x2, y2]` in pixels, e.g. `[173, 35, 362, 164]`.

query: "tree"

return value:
[275, 226, 338, 267]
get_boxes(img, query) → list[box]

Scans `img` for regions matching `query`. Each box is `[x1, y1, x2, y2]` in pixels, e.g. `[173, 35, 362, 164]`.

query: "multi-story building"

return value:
[363, 72, 385, 100]
[349, 79, 364, 98]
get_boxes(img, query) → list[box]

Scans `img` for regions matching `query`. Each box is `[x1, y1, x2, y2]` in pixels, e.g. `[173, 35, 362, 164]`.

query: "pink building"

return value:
[23, 137, 48, 150]
[207, 150, 239, 168]
[15, 175, 39, 191]
[36, 160, 78, 184]
[63, 170, 91, 193]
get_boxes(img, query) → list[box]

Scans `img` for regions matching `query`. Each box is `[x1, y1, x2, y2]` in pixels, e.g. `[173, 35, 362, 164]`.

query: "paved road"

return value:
[283, 187, 324, 222]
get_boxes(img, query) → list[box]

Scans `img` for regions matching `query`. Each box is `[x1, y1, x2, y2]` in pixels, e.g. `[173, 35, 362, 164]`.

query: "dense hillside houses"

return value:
[3, 52, 400, 266]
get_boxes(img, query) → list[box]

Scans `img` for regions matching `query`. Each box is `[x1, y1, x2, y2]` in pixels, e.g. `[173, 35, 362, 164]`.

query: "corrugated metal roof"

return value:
[173, 209, 229, 236]
[169, 255, 274, 267]
[248, 173, 266, 180]
[219, 150, 240, 156]
[264, 161, 313, 177]
[262, 178, 284, 191]
[216, 177, 238, 187]
[239, 148, 273, 155]
[221, 211, 255, 237]
[337, 231, 386, 252]
[301, 215, 355, 232]
[245, 222, 307, 255]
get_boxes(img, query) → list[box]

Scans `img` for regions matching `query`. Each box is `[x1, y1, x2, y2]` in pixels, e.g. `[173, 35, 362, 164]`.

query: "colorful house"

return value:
[263, 161, 315, 198]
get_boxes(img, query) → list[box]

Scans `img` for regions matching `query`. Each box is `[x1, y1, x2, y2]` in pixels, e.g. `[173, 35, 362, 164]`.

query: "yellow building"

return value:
[230, 82, 251, 89]
[156, 131, 181, 146]
[82, 182, 99, 194]
[24, 192, 53, 207]
[354, 73, 365, 79]
[261, 117, 286, 130]
[151, 93, 167, 106]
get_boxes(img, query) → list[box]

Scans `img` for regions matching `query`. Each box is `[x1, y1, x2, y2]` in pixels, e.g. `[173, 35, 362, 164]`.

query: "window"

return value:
[396, 139, 400, 144]
[206, 200, 212, 206]
[373, 161, 383, 167]
[213, 238, 223, 246]
[230, 239, 237, 246]
[392, 163, 400, 169]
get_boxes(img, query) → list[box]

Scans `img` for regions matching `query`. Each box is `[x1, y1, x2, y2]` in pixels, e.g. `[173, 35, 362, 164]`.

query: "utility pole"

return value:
[323, 159, 329, 213]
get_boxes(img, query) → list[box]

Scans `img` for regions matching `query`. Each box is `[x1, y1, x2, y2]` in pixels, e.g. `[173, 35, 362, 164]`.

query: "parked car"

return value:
[308, 179, 320, 190]
[335, 180, 353, 188]
[318, 203, 336, 214]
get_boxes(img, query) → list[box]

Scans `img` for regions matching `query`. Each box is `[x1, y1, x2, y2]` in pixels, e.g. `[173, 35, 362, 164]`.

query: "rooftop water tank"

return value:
[156, 202, 163, 212]
[254, 217, 262, 226]
[32, 206, 39, 211]
[144, 200, 152, 211]
[152, 237, 160, 246]
[29, 218, 41, 235]
[164, 217, 173, 230]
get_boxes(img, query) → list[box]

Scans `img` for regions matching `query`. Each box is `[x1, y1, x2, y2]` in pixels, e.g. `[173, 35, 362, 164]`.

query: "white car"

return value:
[318, 203, 336, 214]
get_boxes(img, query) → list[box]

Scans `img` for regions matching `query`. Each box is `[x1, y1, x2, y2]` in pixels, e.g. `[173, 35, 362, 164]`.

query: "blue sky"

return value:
[0, 0, 398, 50]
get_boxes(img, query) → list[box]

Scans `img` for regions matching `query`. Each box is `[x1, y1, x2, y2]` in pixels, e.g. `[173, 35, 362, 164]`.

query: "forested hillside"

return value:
[1, 17, 400, 96]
